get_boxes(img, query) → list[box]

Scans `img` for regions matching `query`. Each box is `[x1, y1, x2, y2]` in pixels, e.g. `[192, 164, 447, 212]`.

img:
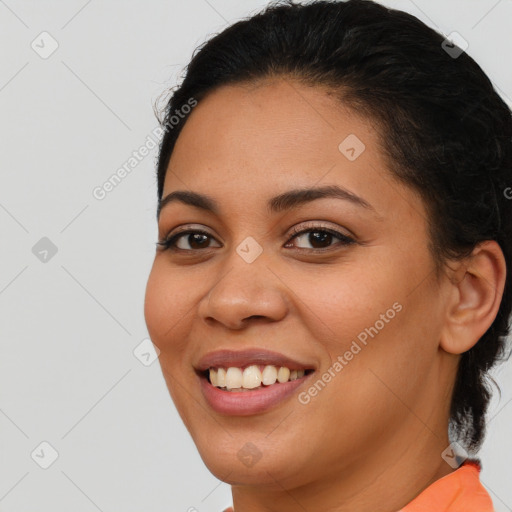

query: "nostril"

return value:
[245, 315, 265, 321]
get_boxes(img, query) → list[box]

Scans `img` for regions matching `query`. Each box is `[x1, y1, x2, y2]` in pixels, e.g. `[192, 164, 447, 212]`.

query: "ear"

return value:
[440, 240, 507, 355]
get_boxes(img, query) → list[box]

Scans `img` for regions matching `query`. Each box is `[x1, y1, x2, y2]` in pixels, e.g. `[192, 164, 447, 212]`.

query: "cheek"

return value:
[144, 260, 197, 353]
[286, 252, 437, 399]
[285, 255, 406, 348]
[144, 262, 203, 418]
[296, 258, 438, 418]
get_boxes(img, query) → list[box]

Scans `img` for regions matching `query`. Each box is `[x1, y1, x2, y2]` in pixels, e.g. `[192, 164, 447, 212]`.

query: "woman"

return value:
[144, 0, 512, 510]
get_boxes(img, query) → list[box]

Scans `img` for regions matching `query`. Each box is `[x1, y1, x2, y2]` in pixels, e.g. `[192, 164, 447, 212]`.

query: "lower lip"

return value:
[199, 374, 312, 416]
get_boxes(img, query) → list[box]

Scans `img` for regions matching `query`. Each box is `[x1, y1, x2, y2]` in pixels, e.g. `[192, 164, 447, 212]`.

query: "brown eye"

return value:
[286, 227, 355, 250]
[157, 230, 221, 251]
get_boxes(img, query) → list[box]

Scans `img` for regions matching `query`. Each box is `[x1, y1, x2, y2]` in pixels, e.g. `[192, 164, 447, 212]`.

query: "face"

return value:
[144, 78, 455, 489]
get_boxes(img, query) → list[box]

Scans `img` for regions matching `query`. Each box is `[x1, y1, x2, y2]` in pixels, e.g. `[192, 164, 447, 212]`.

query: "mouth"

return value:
[195, 349, 316, 415]
[200, 365, 314, 391]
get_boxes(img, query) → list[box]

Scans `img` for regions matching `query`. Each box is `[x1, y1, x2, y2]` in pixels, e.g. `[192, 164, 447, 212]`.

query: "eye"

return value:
[157, 229, 221, 251]
[284, 225, 356, 251]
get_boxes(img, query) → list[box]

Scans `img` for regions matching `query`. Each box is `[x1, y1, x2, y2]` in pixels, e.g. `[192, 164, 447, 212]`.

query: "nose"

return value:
[197, 255, 289, 330]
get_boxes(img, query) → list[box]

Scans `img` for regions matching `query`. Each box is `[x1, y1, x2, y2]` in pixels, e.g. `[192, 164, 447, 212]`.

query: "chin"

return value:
[200, 452, 297, 487]
[190, 432, 311, 488]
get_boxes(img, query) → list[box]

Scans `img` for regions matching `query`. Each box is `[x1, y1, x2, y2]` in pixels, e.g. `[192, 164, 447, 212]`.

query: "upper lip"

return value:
[195, 349, 315, 372]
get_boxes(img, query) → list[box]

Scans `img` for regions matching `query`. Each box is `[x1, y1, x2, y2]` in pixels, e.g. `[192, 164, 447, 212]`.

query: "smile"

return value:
[195, 349, 316, 415]
[208, 365, 310, 391]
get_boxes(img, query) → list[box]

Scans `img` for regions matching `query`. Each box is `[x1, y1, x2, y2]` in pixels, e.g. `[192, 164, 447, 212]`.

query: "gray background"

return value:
[0, 1, 511, 511]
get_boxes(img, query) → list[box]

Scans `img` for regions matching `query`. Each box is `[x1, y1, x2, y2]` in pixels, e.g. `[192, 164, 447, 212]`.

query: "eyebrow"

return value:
[157, 184, 376, 218]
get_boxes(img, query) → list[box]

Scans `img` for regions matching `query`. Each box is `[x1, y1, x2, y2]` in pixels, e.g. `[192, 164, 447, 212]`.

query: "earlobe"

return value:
[440, 240, 507, 355]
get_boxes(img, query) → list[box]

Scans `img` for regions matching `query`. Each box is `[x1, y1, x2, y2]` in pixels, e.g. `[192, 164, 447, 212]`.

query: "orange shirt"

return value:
[400, 460, 494, 512]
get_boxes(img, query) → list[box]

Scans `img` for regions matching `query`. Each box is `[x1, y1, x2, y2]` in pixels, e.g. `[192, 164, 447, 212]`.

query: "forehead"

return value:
[162, 78, 422, 225]
[172, 79, 375, 161]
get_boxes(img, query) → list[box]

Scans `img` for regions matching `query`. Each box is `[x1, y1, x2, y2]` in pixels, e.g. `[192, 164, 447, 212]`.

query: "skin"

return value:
[144, 77, 506, 512]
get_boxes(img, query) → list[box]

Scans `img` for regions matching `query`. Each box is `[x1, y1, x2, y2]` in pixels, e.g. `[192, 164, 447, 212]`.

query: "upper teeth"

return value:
[209, 365, 306, 390]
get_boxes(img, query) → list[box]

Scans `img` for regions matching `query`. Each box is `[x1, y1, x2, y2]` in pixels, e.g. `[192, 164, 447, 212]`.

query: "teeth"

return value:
[226, 367, 243, 390]
[261, 365, 277, 385]
[216, 367, 226, 387]
[277, 366, 290, 383]
[209, 365, 308, 391]
[242, 365, 262, 389]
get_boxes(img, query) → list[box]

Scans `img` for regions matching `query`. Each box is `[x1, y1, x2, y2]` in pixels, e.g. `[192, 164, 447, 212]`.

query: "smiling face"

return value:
[144, 78, 458, 491]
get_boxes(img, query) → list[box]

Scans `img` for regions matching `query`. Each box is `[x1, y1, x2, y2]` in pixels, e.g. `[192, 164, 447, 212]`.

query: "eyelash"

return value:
[156, 224, 356, 253]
